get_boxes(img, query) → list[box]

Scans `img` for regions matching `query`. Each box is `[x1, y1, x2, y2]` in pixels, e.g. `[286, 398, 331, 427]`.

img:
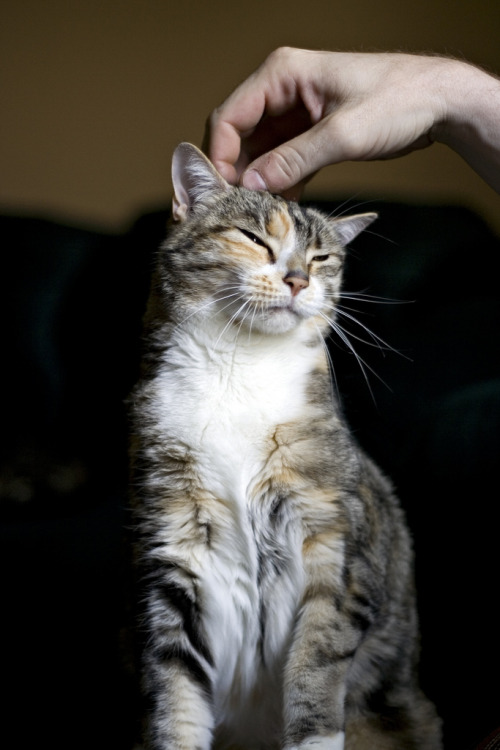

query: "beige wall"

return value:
[2, 0, 500, 233]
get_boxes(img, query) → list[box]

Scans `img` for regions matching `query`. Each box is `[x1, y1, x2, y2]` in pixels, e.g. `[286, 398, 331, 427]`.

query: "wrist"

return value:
[430, 59, 500, 190]
[431, 59, 497, 138]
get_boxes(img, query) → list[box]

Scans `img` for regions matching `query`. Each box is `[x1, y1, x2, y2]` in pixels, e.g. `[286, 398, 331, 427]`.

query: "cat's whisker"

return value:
[335, 307, 408, 358]
[213, 290, 248, 319]
[320, 301, 387, 350]
[246, 300, 260, 341]
[177, 288, 243, 349]
[174, 289, 242, 330]
[316, 198, 396, 247]
[213, 311, 244, 351]
[239, 304, 257, 341]
[213, 298, 253, 350]
[318, 312, 391, 400]
[194, 287, 253, 335]
[316, 194, 369, 220]
[174, 299, 220, 330]
[338, 291, 410, 305]
[321, 295, 410, 360]
[230, 295, 255, 343]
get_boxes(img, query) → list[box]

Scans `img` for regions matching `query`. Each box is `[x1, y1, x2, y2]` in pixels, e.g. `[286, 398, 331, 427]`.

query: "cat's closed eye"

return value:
[312, 254, 330, 262]
[238, 227, 275, 262]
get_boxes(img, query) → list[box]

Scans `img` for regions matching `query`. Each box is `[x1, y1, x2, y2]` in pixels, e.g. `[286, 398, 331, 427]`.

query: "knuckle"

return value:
[265, 146, 305, 187]
[338, 127, 366, 158]
[323, 114, 365, 159]
[266, 46, 296, 68]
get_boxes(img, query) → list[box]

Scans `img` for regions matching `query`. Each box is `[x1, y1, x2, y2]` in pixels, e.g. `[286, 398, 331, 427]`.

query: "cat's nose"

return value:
[284, 270, 309, 297]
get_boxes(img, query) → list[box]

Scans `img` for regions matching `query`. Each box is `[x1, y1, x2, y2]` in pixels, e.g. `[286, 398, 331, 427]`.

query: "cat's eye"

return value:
[312, 254, 330, 262]
[238, 228, 267, 248]
[238, 228, 274, 261]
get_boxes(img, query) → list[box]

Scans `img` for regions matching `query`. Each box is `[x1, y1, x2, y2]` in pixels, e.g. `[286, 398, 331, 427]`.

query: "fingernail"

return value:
[242, 169, 267, 191]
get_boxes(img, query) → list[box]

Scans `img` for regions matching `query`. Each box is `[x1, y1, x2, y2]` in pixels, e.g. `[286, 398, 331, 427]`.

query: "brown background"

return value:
[2, 0, 499, 232]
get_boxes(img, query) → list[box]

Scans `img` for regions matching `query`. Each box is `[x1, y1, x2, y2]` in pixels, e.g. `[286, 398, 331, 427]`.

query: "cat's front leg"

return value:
[143, 658, 214, 750]
[139, 563, 215, 750]
[283, 606, 351, 750]
[282, 533, 363, 750]
[287, 735, 345, 750]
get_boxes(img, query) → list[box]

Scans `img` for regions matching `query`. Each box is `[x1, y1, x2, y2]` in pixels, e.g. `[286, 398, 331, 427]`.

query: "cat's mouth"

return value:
[267, 303, 297, 314]
[218, 287, 314, 335]
[266, 297, 313, 319]
[253, 301, 307, 334]
[262, 301, 302, 322]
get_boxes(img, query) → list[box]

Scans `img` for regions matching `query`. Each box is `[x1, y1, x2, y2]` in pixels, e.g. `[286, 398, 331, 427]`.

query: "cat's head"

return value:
[164, 142, 376, 337]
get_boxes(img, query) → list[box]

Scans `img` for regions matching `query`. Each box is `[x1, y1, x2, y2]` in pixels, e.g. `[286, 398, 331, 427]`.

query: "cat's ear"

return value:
[331, 212, 378, 246]
[171, 142, 229, 222]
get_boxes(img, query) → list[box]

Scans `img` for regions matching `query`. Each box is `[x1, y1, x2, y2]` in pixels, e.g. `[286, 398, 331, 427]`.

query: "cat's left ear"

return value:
[331, 212, 378, 246]
[171, 142, 230, 222]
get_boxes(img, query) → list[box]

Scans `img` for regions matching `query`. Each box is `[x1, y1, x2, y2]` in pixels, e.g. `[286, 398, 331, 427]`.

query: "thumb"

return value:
[240, 122, 335, 196]
[241, 143, 310, 196]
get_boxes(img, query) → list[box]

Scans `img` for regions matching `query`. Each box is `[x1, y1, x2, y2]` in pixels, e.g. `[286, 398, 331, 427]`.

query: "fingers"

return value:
[205, 66, 270, 185]
[240, 115, 342, 196]
[204, 47, 443, 197]
[207, 107, 342, 198]
[205, 110, 259, 185]
[241, 144, 312, 196]
[204, 47, 349, 196]
[203, 116, 246, 184]
[205, 47, 315, 186]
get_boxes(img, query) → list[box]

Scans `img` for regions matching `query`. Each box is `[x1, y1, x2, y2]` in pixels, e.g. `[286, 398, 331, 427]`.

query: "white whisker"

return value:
[338, 291, 411, 305]
[335, 308, 409, 359]
[318, 311, 391, 401]
[174, 287, 242, 331]
[213, 298, 252, 350]
[321, 292, 411, 360]
[247, 299, 260, 341]
[312, 194, 369, 220]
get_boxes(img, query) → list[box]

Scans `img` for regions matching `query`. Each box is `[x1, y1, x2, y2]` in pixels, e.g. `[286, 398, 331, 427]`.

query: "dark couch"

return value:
[1, 199, 499, 749]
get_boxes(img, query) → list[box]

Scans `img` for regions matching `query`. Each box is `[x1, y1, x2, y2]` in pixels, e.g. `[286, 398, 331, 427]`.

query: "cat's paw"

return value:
[288, 732, 345, 750]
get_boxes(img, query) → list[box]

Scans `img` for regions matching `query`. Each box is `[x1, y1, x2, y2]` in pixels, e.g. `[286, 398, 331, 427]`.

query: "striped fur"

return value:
[128, 143, 442, 749]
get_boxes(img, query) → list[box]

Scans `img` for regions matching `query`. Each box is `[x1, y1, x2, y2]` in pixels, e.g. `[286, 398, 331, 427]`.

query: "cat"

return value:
[128, 142, 442, 750]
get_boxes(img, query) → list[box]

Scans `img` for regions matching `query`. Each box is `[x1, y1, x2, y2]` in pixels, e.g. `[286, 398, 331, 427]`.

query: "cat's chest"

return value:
[155, 328, 316, 498]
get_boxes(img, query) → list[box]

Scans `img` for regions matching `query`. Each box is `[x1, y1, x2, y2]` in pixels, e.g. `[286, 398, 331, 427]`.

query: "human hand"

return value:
[205, 47, 500, 198]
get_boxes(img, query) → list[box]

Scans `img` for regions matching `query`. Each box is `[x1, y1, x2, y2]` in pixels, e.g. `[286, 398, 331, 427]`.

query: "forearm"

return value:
[431, 58, 500, 192]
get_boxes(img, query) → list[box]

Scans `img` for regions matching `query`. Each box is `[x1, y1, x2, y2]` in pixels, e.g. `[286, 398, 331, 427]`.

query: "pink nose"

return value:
[284, 270, 309, 297]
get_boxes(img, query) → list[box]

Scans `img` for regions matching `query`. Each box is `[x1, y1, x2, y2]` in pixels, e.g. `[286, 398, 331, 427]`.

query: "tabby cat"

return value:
[128, 142, 442, 750]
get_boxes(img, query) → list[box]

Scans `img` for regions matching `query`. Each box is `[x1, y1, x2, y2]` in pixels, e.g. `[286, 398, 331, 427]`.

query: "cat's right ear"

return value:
[171, 142, 229, 222]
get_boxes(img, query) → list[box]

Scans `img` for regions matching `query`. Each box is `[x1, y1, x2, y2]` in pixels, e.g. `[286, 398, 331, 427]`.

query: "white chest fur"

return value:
[151, 318, 320, 734]
[155, 318, 318, 501]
